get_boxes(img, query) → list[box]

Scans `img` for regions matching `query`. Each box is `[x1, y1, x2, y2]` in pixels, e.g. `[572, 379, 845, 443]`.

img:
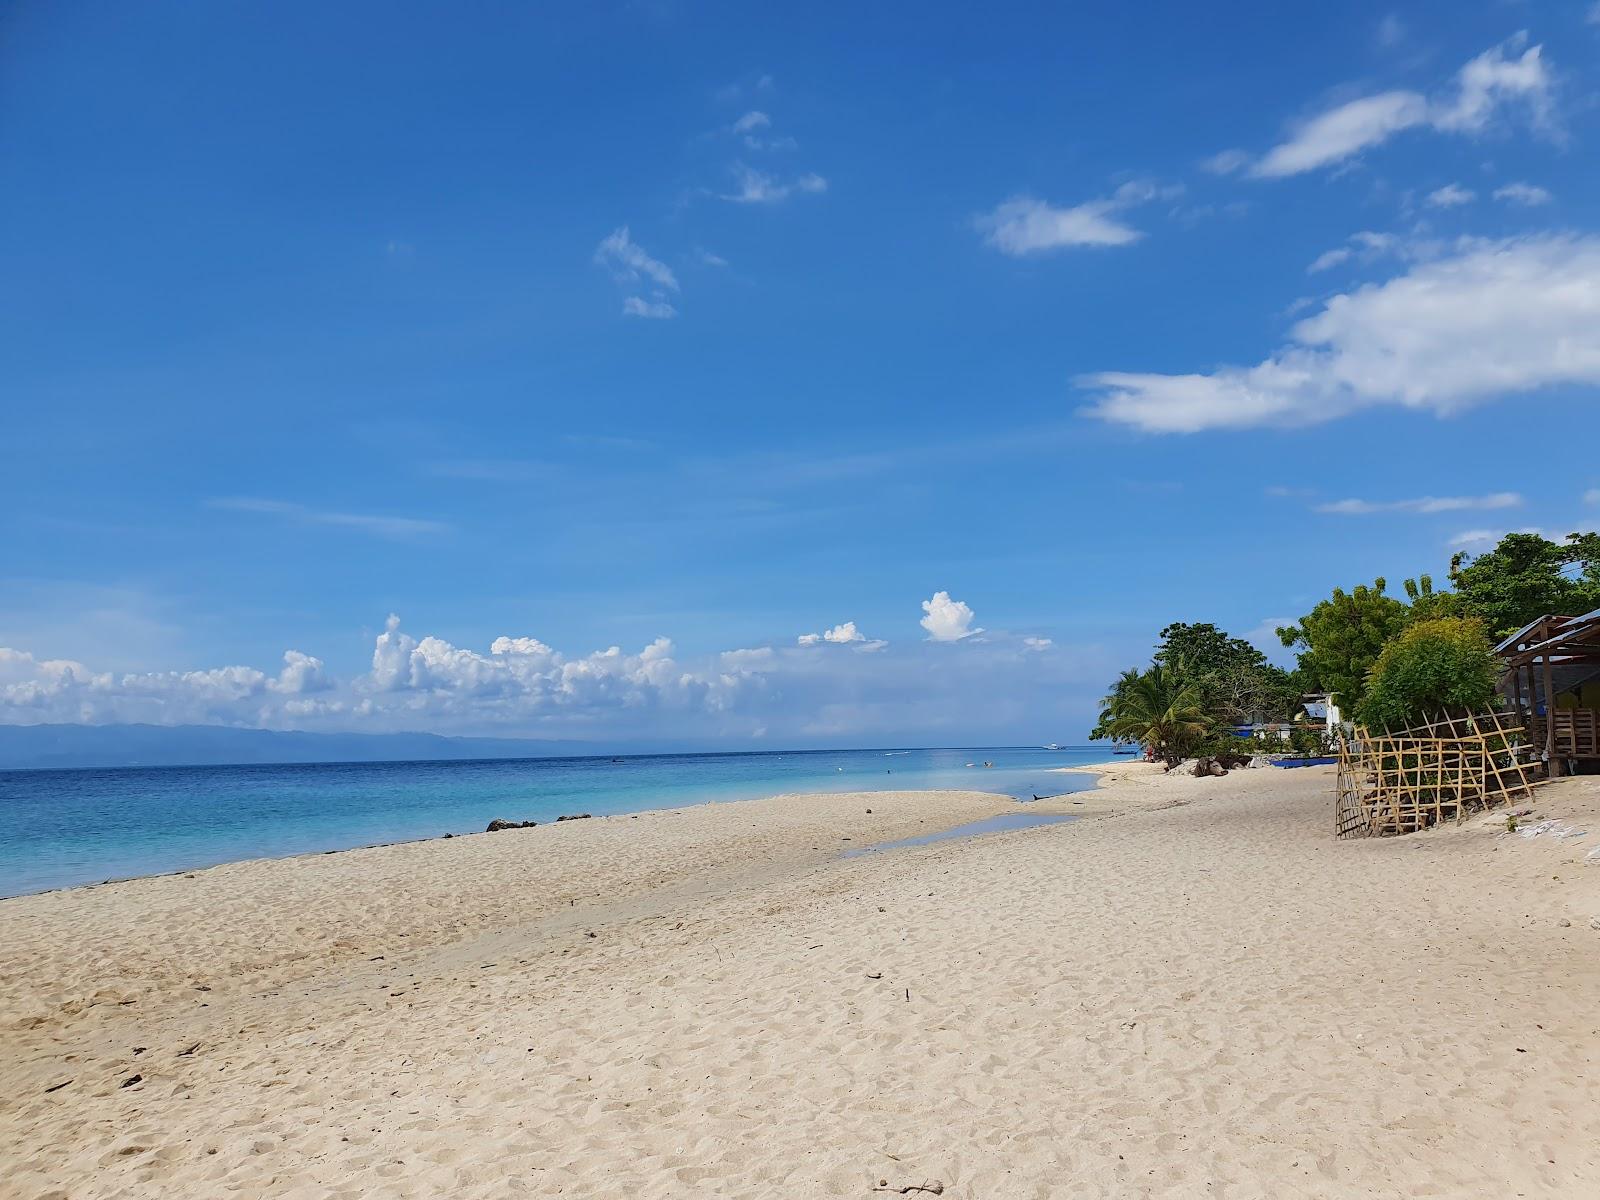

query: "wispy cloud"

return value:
[1315, 492, 1522, 515]
[595, 227, 680, 319]
[1306, 230, 1400, 274]
[1200, 149, 1251, 176]
[207, 498, 448, 539]
[974, 181, 1175, 257]
[1449, 526, 1557, 549]
[1426, 182, 1475, 208]
[594, 227, 678, 291]
[1493, 181, 1552, 206]
[721, 163, 826, 204]
[622, 296, 677, 320]
[1246, 35, 1554, 178]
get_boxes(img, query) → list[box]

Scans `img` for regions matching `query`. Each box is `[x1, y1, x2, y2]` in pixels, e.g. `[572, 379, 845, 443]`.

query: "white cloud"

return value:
[1307, 230, 1403, 274]
[594, 227, 679, 292]
[976, 195, 1141, 254]
[208, 497, 448, 539]
[1249, 36, 1553, 178]
[1307, 247, 1353, 274]
[920, 591, 982, 642]
[695, 248, 729, 267]
[1254, 90, 1430, 178]
[1201, 149, 1251, 176]
[1082, 233, 1600, 433]
[1315, 492, 1522, 515]
[797, 621, 875, 647]
[1448, 526, 1556, 549]
[1584, 488, 1600, 506]
[732, 111, 770, 134]
[1426, 183, 1475, 208]
[1493, 181, 1552, 206]
[270, 650, 330, 694]
[1376, 13, 1406, 49]
[975, 182, 1175, 257]
[1022, 636, 1053, 652]
[1590, 2, 1600, 27]
[0, 614, 1117, 744]
[1433, 37, 1553, 134]
[721, 164, 826, 204]
[622, 296, 678, 319]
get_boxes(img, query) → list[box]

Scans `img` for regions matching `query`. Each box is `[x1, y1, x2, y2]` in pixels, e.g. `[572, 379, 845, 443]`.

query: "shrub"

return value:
[1354, 617, 1498, 731]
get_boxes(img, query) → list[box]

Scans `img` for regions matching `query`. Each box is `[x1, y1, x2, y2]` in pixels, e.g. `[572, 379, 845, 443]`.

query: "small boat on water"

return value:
[1112, 749, 1138, 756]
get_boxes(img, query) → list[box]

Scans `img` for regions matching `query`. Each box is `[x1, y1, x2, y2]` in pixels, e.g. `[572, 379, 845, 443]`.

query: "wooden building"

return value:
[1495, 609, 1600, 776]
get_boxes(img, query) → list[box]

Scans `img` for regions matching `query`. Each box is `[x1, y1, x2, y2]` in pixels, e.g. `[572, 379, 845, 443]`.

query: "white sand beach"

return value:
[4, 766, 1600, 1198]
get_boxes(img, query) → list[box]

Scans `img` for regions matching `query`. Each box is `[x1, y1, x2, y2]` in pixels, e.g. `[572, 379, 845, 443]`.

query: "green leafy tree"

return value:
[1354, 617, 1499, 730]
[1448, 532, 1600, 640]
[1277, 578, 1409, 712]
[1152, 622, 1297, 724]
[1402, 573, 1460, 622]
[1092, 664, 1213, 768]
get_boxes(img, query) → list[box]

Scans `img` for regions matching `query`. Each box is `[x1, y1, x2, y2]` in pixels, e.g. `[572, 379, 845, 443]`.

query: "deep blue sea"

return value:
[0, 745, 1110, 898]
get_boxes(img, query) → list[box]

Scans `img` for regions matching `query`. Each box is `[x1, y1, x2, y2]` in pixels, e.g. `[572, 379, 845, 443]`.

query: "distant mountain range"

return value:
[0, 723, 609, 771]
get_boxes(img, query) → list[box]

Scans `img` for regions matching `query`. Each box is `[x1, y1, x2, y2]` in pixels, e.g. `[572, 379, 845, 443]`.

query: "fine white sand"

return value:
[4, 766, 1600, 1198]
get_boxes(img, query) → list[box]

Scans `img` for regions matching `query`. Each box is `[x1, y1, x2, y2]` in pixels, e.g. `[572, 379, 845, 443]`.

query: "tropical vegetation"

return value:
[1093, 530, 1600, 756]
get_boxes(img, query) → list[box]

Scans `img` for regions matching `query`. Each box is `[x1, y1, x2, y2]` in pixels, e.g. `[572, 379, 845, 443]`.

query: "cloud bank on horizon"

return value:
[0, 596, 1091, 742]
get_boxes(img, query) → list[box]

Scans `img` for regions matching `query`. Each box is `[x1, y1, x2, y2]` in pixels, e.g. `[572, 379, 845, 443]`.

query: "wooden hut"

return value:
[1496, 608, 1600, 777]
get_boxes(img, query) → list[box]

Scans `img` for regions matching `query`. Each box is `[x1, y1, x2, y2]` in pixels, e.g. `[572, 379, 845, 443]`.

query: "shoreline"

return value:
[0, 774, 1105, 903]
[5, 766, 1600, 1196]
[0, 752, 1113, 902]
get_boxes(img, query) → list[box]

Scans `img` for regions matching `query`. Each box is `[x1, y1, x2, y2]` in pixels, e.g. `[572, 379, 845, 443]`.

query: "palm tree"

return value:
[1097, 663, 1212, 768]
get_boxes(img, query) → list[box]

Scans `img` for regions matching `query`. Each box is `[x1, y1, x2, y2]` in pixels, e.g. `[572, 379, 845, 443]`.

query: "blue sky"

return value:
[3, 1, 1600, 746]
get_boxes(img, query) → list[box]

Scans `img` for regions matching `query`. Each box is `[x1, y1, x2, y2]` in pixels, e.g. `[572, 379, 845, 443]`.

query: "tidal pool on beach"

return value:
[841, 808, 1078, 857]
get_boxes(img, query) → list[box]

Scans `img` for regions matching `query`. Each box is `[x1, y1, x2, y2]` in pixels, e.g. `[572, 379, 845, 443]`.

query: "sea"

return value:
[0, 745, 1112, 898]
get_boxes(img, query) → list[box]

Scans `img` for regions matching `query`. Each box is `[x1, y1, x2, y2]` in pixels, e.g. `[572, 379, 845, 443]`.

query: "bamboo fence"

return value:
[1334, 709, 1543, 839]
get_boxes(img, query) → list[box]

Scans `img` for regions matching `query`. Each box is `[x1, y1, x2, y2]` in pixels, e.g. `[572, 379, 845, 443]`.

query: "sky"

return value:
[3, 1, 1600, 748]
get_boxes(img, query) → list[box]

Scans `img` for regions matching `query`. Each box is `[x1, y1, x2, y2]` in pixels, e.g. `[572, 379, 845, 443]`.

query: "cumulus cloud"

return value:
[797, 621, 877, 648]
[732, 111, 769, 134]
[1023, 636, 1053, 652]
[1248, 36, 1553, 178]
[920, 591, 982, 642]
[974, 181, 1174, 256]
[594, 227, 679, 291]
[721, 164, 826, 204]
[1081, 233, 1600, 433]
[0, 613, 1117, 744]
[271, 650, 331, 694]
[1494, 181, 1552, 206]
[1315, 492, 1522, 515]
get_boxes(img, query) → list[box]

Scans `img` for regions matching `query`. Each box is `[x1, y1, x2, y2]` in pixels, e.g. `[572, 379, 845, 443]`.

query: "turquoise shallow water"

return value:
[0, 745, 1107, 897]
